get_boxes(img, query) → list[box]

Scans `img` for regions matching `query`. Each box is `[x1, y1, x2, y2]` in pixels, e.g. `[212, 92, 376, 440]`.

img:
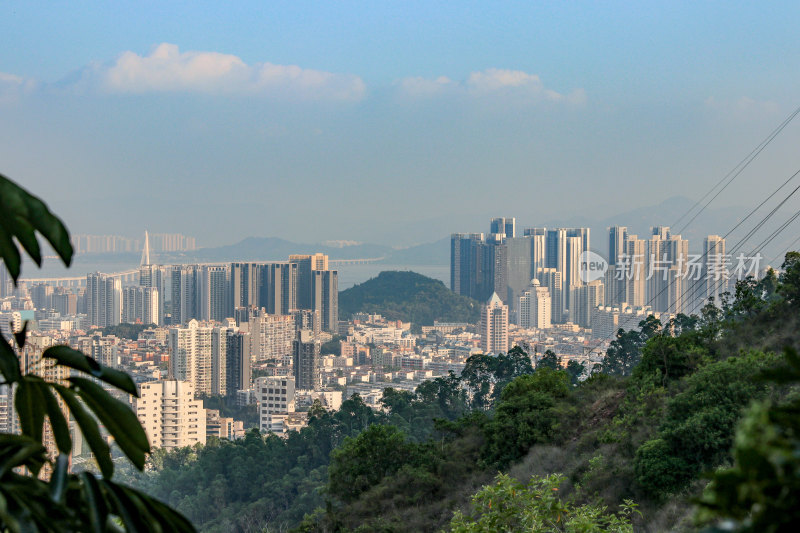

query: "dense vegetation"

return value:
[201, 395, 260, 428]
[338, 271, 481, 327]
[89, 322, 156, 340]
[126, 254, 800, 532]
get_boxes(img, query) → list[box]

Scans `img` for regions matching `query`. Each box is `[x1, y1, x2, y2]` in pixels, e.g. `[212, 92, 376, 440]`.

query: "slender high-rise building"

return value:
[545, 228, 567, 273]
[529, 232, 546, 273]
[261, 262, 298, 315]
[703, 235, 727, 307]
[140, 263, 166, 325]
[484, 234, 508, 303]
[289, 254, 329, 310]
[505, 236, 533, 318]
[451, 233, 487, 300]
[0, 262, 11, 298]
[171, 265, 200, 325]
[226, 331, 251, 395]
[86, 273, 122, 328]
[480, 292, 509, 354]
[293, 329, 322, 390]
[647, 231, 669, 312]
[536, 267, 563, 324]
[169, 319, 212, 395]
[666, 266, 685, 315]
[660, 232, 689, 314]
[198, 265, 230, 322]
[608, 226, 628, 267]
[623, 235, 647, 307]
[607, 227, 628, 307]
[519, 279, 552, 329]
[211, 326, 230, 396]
[564, 235, 584, 313]
[231, 263, 262, 313]
[311, 269, 338, 333]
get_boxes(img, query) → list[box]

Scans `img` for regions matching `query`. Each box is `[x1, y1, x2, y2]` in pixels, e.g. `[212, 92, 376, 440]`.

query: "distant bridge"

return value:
[20, 269, 140, 287]
[329, 257, 385, 266]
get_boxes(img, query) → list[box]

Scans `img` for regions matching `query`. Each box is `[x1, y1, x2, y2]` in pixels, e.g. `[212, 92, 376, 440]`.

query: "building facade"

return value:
[134, 380, 206, 450]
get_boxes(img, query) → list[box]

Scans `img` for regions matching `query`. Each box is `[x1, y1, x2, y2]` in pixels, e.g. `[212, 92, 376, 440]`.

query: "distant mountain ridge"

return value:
[190, 236, 392, 261]
[164, 236, 451, 265]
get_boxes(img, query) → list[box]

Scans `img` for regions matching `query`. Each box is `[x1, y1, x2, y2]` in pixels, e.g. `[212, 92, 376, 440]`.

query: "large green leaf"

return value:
[0, 173, 73, 283]
[0, 473, 66, 533]
[14, 379, 45, 447]
[53, 385, 114, 479]
[0, 435, 47, 478]
[13, 321, 28, 351]
[44, 345, 138, 396]
[99, 480, 197, 533]
[102, 481, 149, 533]
[69, 377, 150, 470]
[49, 454, 69, 504]
[0, 334, 22, 384]
[35, 380, 72, 455]
[135, 489, 196, 533]
[78, 472, 108, 533]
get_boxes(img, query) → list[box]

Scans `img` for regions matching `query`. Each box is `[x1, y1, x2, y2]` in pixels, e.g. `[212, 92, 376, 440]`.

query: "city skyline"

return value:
[2, 5, 799, 530]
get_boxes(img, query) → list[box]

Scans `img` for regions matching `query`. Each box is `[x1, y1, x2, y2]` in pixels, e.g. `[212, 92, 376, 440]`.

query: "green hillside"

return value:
[121, 255, 800, 532]
[338, 270, 481, 326]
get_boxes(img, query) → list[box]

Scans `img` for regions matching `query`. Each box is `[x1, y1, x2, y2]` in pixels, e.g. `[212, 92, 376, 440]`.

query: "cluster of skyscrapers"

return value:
[454, 218, 734, 332]
[86, 236, 338, 334]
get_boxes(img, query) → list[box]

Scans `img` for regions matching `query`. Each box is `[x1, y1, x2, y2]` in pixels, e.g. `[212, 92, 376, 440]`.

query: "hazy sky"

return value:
[2, 1, 799, 247]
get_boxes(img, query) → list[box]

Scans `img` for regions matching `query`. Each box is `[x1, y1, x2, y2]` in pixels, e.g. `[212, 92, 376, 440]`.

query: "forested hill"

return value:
[338, 271, 481, 326]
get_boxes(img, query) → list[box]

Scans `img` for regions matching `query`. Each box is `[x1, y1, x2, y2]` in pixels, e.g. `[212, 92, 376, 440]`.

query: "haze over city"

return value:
[3, 2, 800, 247]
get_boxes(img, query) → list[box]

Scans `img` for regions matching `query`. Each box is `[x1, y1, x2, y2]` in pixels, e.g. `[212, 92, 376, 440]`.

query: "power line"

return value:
[769, 234, 800, 265]
[671, 104, 800, 233]
[605, 168, 800, 330]
[683, 178, 800, 314]
[752, 209, 800, 257]
[603, 119, 800, 333]
[593, 165, 800, 355]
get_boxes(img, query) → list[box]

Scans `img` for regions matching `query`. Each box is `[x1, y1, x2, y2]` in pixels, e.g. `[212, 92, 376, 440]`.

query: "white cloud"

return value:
[397, 68, 586, 105]
[93, 43, 365, 101]
[396, 75, 454, 97]
[704, 96, 780, 117]
[466, 68, 543, 92]
[0, 71, 37, 103]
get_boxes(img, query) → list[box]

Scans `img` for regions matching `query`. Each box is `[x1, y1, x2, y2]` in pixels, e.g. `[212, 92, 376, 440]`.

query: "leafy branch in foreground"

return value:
[697, 347, 800, 532]
[449, 473, 638, 532]
[0, 172, 194, 532]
